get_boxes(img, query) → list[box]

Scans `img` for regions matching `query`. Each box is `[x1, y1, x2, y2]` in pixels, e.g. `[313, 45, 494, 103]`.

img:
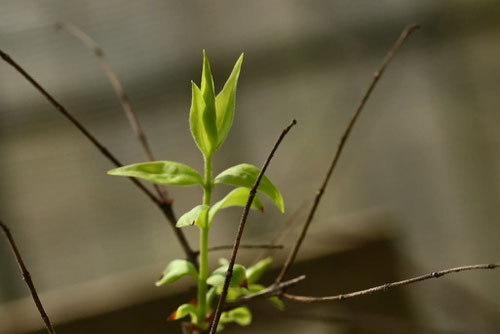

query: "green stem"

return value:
[197, 226, 209, 325]
[203, 155, 213, 205]
[197, 154, 213, 327]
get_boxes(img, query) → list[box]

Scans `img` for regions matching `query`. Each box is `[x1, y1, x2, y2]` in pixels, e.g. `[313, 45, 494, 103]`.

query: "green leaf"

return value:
[219, 307, 252, 327]
[206, 274, 225, 288]
[176, 205, 209, 228]
[168, 303, 198, 322]
[221, 286, 246, 302]
[216, 321, 226, 333]
[246, 283, 265, 294]
[209, 187, 264, 225]
[246, 257, 272, 284]
[108, 161, 203, 186]
[218, 258, 229, 266]
[190, 81, 218, 157]
[206, 286, 217, 310]
[156, 259, 198, 286]
[201, 50, 216, 120]
[214, 163, 284, 213]
[268, 296, 285, 311]
[215, 53, 244, 149]
[243, 284, 284, 310]
[207, 264, 247, 288]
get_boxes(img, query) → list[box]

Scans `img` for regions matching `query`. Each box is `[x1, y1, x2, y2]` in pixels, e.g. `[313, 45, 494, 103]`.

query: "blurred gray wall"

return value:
[1, 0, 499, 333]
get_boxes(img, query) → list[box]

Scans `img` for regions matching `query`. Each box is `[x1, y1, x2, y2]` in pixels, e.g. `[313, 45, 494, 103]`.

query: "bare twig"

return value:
[0, 49, 197, 265]
[283, 262, 499, 302]
[225, 275, 306, 310]
[55, 22, 171, 204]
[204, 243, 283, 254]
[208, 119, 297, 334]
[275, 24, 420, 284]
[0, 220, 56, 334]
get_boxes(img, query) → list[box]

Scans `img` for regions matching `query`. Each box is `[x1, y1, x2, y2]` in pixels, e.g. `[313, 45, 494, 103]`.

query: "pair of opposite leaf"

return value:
[155, 256, 273, 290]
[108, 51, 285, 227]
[175, 163, 285, 229]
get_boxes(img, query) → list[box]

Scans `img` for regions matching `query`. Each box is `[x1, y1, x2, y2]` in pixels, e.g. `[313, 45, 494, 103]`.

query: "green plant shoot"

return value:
[108, 51, 285, 332]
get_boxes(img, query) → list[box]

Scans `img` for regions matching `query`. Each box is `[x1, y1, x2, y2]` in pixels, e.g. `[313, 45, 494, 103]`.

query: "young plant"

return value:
[108, 51, 284, 332]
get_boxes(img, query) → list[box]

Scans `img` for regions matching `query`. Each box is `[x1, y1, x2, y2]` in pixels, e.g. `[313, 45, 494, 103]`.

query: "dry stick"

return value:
[206, 244, 283, 253]
[55, 22, 171, 204]
[55, 23, 194, 262]
[275, 24, 420, 284]
[283, 262, 500, 302]
[0, 220, 56, 334]
[208, 119, 297, 334]
[0, 49, 197, 265]
[193, 243, 284, 258]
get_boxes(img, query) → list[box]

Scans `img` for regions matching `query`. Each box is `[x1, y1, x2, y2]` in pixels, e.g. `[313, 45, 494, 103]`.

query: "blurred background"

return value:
[1, 1, 499, 333]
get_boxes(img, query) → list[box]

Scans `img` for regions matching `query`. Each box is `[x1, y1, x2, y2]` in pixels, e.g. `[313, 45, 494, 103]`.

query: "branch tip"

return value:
[275, 23, 420, 284]
[208, 120, 296, 333]
[0, 44, 196, 265]
[283, 262, 500, 303]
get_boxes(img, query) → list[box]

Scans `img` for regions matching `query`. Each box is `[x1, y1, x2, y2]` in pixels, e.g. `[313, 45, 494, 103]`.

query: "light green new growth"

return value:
[108, 51, 285, 332]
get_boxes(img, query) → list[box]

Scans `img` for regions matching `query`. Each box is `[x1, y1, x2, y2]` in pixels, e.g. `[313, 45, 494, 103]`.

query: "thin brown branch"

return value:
[204, 243, 283, 254]
[283, 262, 500, 303]
[225, 274, 306, 310]
[0, 49, 197, 265]
[55, 22, 171, 204]
[0, 220, 56, 334]
[208, 119, 297, 334]
[275, 24, 420, 284]
[0, 50, 152, 198]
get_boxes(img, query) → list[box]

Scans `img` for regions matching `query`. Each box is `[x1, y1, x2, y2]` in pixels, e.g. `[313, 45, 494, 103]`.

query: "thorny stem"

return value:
[0, 48, 198, 266]
[1, 220, 56, 334]
[275, 24, 420, 284]
[208, 119, 297, 334]
[283, 263, 500, 302]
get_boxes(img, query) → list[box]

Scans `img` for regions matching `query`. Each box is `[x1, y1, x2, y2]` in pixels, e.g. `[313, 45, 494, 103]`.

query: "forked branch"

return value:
[208, 119, 297, 334]
[55, 22, 171, 204]
[283, 263, 499, 302]
[0, 49, 197, 265]
[55, 22, 156, 162]
[1, 220, 56, 334]
[225, 275, 306, 310]
[275, 24, 420, 284]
